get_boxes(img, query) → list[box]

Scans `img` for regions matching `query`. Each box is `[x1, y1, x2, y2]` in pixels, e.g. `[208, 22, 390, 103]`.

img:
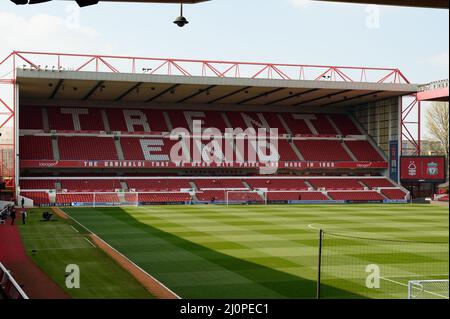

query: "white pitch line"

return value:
[307, 224, 321, 231]
[380, 276, 449, 299]
[62, 209, 182, 300]
[70, 225, 79, 233]
[383, 274, 449, 279]
[84, 237, 96, 248]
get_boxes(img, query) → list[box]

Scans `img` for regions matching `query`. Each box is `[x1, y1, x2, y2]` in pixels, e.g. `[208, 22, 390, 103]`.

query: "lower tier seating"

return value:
[127, 179, 192, 191]
[20, 192, 50, 205]
[328, 191, 385, 201]
[196, 190, 263, 203]
[56, 193, 94, 204]
[20, 180, 56, 190]
[60, 180, 122, 192]
[308, 178, 363, 190]
[381, 189, 407, 200]
[137, 192, 191, 203]
[267, 192, 328, 201]
[20, 177, 407, 205]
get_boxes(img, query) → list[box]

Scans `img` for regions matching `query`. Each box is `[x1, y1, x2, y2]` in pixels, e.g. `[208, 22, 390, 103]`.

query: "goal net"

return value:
[408, 280, 449, 299]
[225, 190, 266, 205]
[53, 191, 193, 207]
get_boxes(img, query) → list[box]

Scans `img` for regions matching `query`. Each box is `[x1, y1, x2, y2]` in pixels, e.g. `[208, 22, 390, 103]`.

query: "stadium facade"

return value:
[0, 51, 446, 206]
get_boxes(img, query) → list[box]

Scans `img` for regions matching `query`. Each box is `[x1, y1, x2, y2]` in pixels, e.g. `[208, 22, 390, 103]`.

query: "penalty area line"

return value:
[380, 276, 449, 299]
[70, 225, 79, 233]
[84, 237, 96, 248]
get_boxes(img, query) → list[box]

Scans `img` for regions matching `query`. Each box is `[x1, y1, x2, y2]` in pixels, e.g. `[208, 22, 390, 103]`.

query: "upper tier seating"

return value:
[294, 140, 352, 161]
[329, 114, 361, 136]
[226, 112, 287, 135]
[19, 136, 53, 160]
[108, 108, 169, 133]
[345, 141, 385, 162]
[20, 106, 43, 130]
[121, 137, 177, 161]
[282, 114, 337, 135]
[58, 137, 118, 160]
[21, 107, 365, 137]
[167, 110, 229, 132]
[20, 107, 388, 164]
[47, 107, 105, 131]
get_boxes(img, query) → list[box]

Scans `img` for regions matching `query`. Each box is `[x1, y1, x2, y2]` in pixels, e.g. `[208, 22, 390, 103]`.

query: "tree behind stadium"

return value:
[426, 102, 449, 161]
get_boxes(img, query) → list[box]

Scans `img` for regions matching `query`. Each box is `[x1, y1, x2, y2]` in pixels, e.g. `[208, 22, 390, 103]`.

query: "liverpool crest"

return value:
[427, 162, 439, 176]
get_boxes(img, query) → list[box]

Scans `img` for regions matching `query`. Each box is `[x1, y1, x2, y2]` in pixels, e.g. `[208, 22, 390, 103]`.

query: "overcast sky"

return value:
[0, 0, 448, 139]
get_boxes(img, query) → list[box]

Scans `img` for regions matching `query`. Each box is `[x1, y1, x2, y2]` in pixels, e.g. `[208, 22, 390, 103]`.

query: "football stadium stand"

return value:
[18, 106, 408, 205]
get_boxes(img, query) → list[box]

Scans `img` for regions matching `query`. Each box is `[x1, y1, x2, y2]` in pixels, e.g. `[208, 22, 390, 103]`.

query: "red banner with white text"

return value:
[20, 160, 388, 170]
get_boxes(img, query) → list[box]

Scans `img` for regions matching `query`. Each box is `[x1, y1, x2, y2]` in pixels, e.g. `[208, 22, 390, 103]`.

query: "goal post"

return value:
[225, 190, 267, 205]
[53, 191, 192, 207]
[408, 279, 449, 299]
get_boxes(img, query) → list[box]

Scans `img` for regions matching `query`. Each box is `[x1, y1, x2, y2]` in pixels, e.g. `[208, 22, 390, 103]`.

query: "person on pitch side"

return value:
[10, 207, 16, 225]
[22, 209, 27, 225]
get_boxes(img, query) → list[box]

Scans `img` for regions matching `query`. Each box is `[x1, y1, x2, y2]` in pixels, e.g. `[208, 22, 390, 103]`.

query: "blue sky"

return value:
[0, 0, 448, 83]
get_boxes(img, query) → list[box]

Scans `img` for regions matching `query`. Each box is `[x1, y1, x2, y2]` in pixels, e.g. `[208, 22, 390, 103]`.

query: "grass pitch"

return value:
[18, 209, 153, 299]
[57, 204, 448, 299]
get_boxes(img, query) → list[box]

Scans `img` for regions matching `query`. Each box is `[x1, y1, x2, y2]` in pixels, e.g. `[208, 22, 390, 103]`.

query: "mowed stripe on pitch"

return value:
[63, 204, 448, 299]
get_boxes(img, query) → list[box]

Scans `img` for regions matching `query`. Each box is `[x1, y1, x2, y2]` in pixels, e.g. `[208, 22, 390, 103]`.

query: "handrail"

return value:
[0, 262, 29, 299]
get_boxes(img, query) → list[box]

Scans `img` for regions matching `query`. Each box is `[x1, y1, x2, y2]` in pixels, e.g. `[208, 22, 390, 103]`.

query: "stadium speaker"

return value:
[174, 2, 189, 27]
[75, 0, 100, 7]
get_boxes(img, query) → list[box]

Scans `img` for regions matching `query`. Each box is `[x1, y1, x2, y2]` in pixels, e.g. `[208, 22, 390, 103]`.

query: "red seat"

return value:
[345, 141, 384, 162]
[360, 178, 394, 188]
[330, 114, 361, 135]
[58, 137, 118, 160]
[56, 193, 94, 204]
[328, 191, 384, 201]
[20, 179, 56, 190]
[20, 192, 50, 205]
[246, 179, 309, 190]
[381, 189, 407, 200]
[308, 179, 364, 190]
[267, 192, 328, 201]
[294, 140, 352, 161]
[19, 136, 53, 160]
[126, 179, 191, 191]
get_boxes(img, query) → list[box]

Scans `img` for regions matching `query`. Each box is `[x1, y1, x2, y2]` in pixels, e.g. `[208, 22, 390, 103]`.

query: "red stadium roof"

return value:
[2, 51, 417, 109]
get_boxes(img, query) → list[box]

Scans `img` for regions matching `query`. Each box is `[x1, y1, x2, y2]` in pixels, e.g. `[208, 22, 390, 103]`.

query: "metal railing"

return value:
[0, 262, 29, 299]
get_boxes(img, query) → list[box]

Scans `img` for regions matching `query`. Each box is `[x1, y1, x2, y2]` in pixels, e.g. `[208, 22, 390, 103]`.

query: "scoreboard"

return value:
[400, 156, 447, 182]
